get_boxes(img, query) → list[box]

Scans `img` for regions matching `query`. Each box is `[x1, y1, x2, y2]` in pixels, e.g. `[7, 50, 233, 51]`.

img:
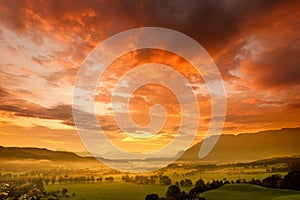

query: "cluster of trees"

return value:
[46, 188, 75, 199]
[121, 174, 172, 185]
[0, 173, 111, 186]
[3, 168, 102, 178]
[236, 163, 300, 190]
[0, 173, 15, 181]
[0, 172, 115, 199]
[179, 179, 193, 187]
[261, 170, 300, 190]
[145, 183, 207, 200]
[0, 178, 44, 199]
[52, 175, 103, 184]
[0, 178, 75, 200]
[160, 176, 172, 185]
[145, 168, 300, 200]
[104, 176, 114, 182]
[122, 175, 157, 184]
[145, 178, 224, 200]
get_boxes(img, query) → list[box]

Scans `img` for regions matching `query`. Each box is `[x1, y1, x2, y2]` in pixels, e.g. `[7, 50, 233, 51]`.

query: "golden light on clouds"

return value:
[0, 0, 299, 155]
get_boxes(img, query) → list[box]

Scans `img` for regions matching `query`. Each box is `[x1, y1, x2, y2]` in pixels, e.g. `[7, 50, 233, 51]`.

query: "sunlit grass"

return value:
[45, 182, 169, 200]
[201, 184, 300, 200]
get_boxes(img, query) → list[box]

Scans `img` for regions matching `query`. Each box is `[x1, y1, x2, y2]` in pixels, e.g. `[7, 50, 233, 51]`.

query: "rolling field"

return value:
[45, 182, 300, 200]
[44, 169, 291, 200]
[45, 182, 169, 200]
[201, 184, 300, 200]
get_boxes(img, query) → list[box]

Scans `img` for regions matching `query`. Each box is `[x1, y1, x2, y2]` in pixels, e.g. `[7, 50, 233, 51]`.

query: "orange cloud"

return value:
[0, 0, 299, 154]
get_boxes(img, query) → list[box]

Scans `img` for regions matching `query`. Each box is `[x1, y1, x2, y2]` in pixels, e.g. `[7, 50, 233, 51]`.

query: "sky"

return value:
[0, 0, 299, 157]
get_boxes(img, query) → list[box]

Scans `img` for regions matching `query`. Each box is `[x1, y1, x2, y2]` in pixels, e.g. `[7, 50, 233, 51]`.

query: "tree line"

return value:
[145, 166, 300, 200]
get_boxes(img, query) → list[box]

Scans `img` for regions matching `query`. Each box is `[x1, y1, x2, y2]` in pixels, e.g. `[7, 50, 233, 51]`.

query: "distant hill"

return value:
[180, 127, 300, 163]
[0, 146, 93, 161]
[1, 127, 299, 165]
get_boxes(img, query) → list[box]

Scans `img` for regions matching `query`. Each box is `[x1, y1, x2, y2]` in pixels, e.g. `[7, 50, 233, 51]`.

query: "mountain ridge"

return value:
[0, 127, 299, 163]
[0, 146, 91, 161]
[180, 127, 300, 163]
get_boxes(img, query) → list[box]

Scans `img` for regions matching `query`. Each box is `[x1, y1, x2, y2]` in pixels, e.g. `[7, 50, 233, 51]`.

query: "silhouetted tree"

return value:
[145, 193, 159, 200]
[283, 170, 300, 190]
[263, 174, 282, 188]
[166, 185, 180, 199]
[179, 179, 192, 187]
[96, 177, 103, 182]
[189, 179, 206, 197]
[105, 176, 114, 182]
[61, 188, 68, 197]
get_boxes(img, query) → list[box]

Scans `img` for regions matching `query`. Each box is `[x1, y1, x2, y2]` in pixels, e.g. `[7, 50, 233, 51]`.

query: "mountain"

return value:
[180, 127, 300, 163]
[0, 146, 92, 161]
[1, 127, 299, 165]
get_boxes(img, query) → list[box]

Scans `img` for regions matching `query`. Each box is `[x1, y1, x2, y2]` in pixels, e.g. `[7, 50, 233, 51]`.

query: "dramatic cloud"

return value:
[0, 0, 299, 152]
[0, 87, 88, 128]
[243, 39, 300, 89]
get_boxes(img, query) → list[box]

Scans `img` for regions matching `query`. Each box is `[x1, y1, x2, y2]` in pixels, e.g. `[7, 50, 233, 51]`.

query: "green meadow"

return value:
[201, 184, 300, 200]
[45, 182, 169, 200]
[43, 163, 291, 200]
[45, 183, 300, 200]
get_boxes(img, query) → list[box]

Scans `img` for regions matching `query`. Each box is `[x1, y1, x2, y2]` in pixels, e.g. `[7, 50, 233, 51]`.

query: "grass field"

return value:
[45, 182, 300, 200]
[201, 184, 300, 200]
[44, 169, 290, 200]
[45, 182, 170, 200]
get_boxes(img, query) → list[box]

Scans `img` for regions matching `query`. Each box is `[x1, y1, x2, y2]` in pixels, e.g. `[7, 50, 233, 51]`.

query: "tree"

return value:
[284, 170, 300, 190]
[186, 179, 193, 187]
[44, 178, 50, 185]
[105, 176, 114, 182]
[189, 179, 207, 197]
[180, 180, 185, 187]
[32, 178, 44, 191]
[195, 179, 207, 192]
[61, 188, 68, 197]
[96, 177, 103, 182]
[166, 185, 180, 199]
[160, 176, 171, 185]
[180, 179, 192, 187]
[263, 174, 282, 188]
[58, 176, 63, 184]
[91, 176, 95, 182]
[145, 193, 159, 200]
[51, 176, 56, 185]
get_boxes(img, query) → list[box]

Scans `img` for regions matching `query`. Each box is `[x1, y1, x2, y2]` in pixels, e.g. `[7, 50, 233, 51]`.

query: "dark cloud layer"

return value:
[0, 0, 286, 52]
[0, 87, 72, 126]
[247, 38, 300, 89]
[146, 0, 285, 53]
[0, 87, 109, 131]
[0, 0, 297, 86]
[0, 99, 72, 122]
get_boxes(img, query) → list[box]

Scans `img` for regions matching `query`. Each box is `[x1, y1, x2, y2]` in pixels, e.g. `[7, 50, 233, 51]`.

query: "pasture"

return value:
[44, 165, 291, 199]
[45, 182, 169, 200]
[201, 184, 300, 200]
